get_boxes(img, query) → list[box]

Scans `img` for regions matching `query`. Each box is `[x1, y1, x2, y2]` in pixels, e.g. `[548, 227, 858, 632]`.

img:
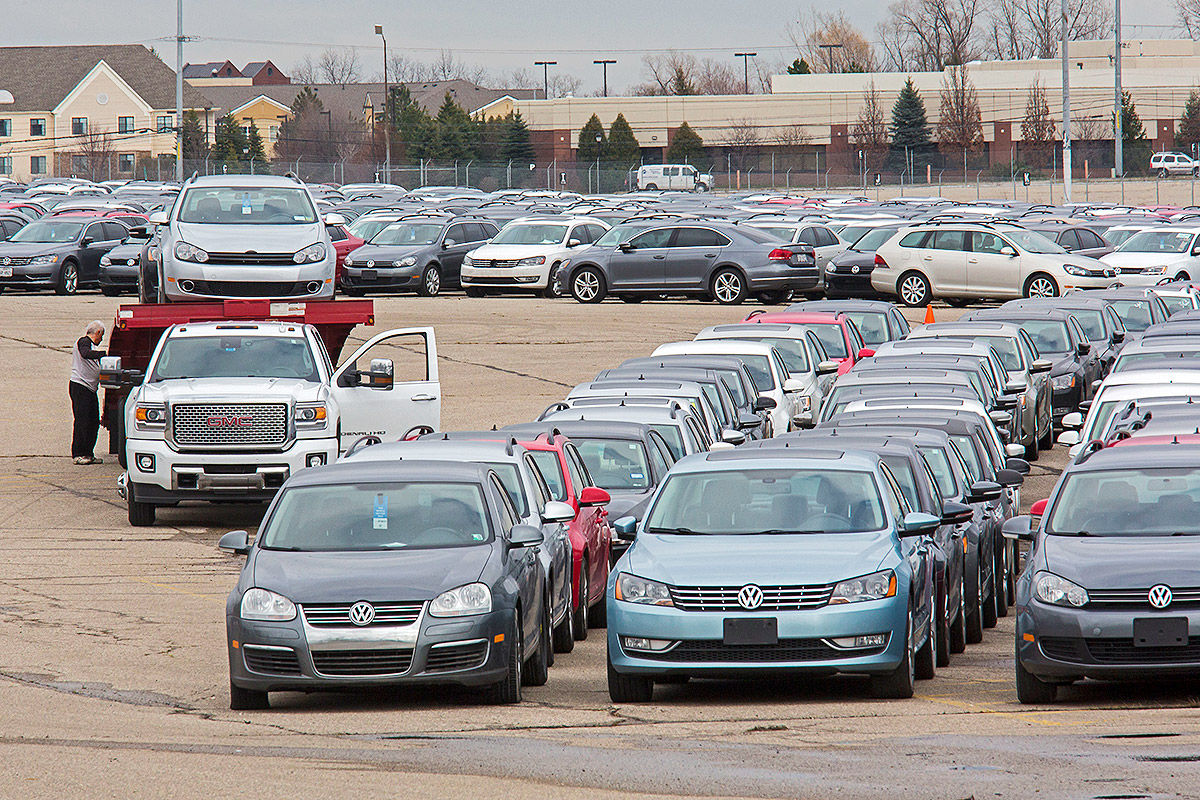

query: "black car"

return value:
[994, 296, 1127, 374]
[221, 459, 552, 709]
[819, 223, 906, 298]
[1018, 223, 1113, 259]
[1076, 288, 1172, 334]
[0, 217, 126, 294]
[341, 213, 498, 296]
[99, 225, 152, 296]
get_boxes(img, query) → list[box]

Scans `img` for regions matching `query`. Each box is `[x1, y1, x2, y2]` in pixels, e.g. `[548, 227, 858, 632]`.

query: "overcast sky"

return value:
[3, 0, 1181, 94]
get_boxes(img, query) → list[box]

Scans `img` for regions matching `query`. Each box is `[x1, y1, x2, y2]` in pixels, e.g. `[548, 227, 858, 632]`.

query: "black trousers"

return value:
[70, 381, 100, 459]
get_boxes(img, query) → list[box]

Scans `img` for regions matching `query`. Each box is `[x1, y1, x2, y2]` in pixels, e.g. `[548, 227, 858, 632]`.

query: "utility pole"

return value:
[534, 61, 557, 99]
[1061, 0, 1072, 203]
[593, 59, 616, 97]
[1114, 0, 1123, 178]
[375, 25, 390, 184]
[734, 52, 757, 94]
[817, 42, 844, 73]
[175, 0, 184, 181]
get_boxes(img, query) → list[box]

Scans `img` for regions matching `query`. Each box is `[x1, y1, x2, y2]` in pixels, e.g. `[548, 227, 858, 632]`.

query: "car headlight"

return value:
[1034, 571, 1089, 607]
[134, 403, 166, 428]
[394, 256, 416, 267]
[1144, 265, 1166, 275]
[293, 243, 327, 263]
[30, 254, 59, 265]
[462, 255, 474, 266]
[429, 582, 492, 617]
[1062, 263, 1091, 277]
[293, 402, 327, 427]
[344, 257, 354, 266]
[615, 573, 674, 606]
[517, 255, 546, 266]
[797, 394, 813, 411]
[1051, 374, 1075, 390]
[100, 255, 112, 266]
[173, 241, 208, 262]
[240, 588, 297, 621]
[829, 570, 896, 604]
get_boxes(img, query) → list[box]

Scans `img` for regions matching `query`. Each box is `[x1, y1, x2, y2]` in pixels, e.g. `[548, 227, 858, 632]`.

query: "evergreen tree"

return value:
[787, 58, 812, 75]
[605, 114, 642, 166]
[499, 111, 536, 163]
[274, 86, 332, 163]
[388, 84, 435, 160]
[1122, 91, 1152, 175]
[889, 77, 932, 171]
[577, 114, 606, 162]
[246, 120, 266, 162]
[666, 121, 704, 163]
[473, 115, 506, 161]
[211, 114, 249, 166]
[180, 110, 207, 160]
[1177, 89, 1200, 154]
[432, 93, 475, 161]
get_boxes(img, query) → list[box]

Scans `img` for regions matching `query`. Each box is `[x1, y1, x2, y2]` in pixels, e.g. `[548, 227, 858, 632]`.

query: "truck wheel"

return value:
[229, 680, 270, 710]
[417, 265, 441, 297]
[55, 260, 79, 295]
[127, 484, 156, 527]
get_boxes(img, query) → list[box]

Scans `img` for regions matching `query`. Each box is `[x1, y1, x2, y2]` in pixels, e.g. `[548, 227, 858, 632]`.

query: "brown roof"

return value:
[0, 45, 213, 112]
[182, 61, 240, 79]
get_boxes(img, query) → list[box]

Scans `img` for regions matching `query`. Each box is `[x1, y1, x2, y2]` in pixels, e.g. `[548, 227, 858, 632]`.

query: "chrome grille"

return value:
[301, 602, 423, 627]
[172, 403, 288, 447]
[0, 256, 31, 266]
[473, 258, 520, 268]
[1088, 587, 1200, 608]
[670, 584, 834, 612]
[205, 252, 296, 265]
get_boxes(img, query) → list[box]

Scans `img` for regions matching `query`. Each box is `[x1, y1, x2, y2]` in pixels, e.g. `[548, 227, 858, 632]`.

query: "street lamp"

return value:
[595, 133, 602, 192]
[593, 59, 616, 97]
[734, 52, 757, 95]
[534, 61, 557, 100]
[817, 42, 843, 73]
[375, 24, 390, 184]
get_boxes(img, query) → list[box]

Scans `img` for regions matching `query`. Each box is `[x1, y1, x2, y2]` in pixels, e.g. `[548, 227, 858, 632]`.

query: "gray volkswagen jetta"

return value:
[221, 459, 552, 709]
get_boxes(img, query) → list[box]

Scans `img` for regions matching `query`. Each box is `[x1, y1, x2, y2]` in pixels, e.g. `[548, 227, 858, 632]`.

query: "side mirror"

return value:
[217, 530, 251, 555]
[127, 225, 149, 239]
[1061, 411, 1083, 429]
[1076, 342, 1091, 356]
[1006, 456, 1031, 475]
[1090, 379, 1101, 393]
[900, 511, 941, 537]
[782, 378, 804, 393]
[967, 480, 1004, 503]
[617, 241, 634, 252]
[737, 411, 762, 430]
[1030, 498, 1048, 517]
[989, 409, 1012, 426]
[1030, 359, 1052, 373]
[323, 213, 346, 226]
[613, 515, 637, 541]
[364, 358, 393, 389]
[1111, 331, 1125, 344]
[1000, 246, 1017, 257]
[816, 359, 839, 376]
[442, 239, 455, 249]
[541, 500, 576, 524]
[792, 410, 815, 429]
[578, 486, 611, 507]
[1004, 379, 1025, 394]
[995, 468, 1024, 487]
[1057, 430, 1082, 446]
[567, 238, 582, 248]
[753, 395, 777, 412]
[1005, 442, 1026, 457]
[1001, 515, 1035, 541]
[857, 347, 875, 360]
[508, 524, 545, 548]
[148, 211, 168, 225]
[942, 500, 974, 525]
[720, 428, 747, 446]
[1078, 400, 1091, 411]
[80, 236, 94, 246]
[995, 395, 1017, 410]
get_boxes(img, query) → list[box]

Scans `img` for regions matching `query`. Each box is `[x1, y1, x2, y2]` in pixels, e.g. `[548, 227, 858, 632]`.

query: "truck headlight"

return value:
[517, 256, 546, 266]
[394, 256, 416, 267]
[1034, 571, 1088, 607]
[293, 243, 327, 263]
[134, 404, 166, 428]
[240, 588, 297, 621]
[829, 570, 896, 604]
[174, 241, 208, 262]
[615, 573, 674, 606]
[293, 403, 328, 427]
[1051, 374, 1075, 390]
[429, 582, 492, 617]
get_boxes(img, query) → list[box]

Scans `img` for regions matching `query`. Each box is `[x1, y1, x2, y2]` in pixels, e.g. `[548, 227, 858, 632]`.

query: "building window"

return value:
[0, 119, 10, 137]
[157, 115, 173, 133]
[117, 116, 134, 134]
[71, 117, 88, 135]
[118, 153, 134, 172]
[30, 118, 45, 137]
[269, 125, 278, 141]
[71, 155, 88, 174]
[241, 125, 251, 138]
[30, 155, 47, 174]
[0, 156, 11, 174]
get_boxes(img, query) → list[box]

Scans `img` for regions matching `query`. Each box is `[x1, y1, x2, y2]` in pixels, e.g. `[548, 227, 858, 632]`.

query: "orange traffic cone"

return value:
[923, 304, 935, 325]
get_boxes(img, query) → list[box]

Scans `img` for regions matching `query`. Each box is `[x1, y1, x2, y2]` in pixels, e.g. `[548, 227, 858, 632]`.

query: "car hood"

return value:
[1048, 354, 1078, 376]
[0, 242, 74, 256]
[1101, 252, 1192, 268]
[176, 221, 322, 253]
[468, 243, 561, 259]
[1042, 534, 1200, 589]
[250, 545, 493, 602]
[830, 250, 877, 267]
[625, 531, 897, 585]
[138, 377, 324, 403]
[105, 243, 143, 259]
[604, 489, 655, 521]
[348, 244, 430, 259]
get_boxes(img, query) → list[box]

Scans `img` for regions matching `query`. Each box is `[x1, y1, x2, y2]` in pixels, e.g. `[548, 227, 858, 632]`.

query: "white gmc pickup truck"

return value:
[105, 320, 439, 526]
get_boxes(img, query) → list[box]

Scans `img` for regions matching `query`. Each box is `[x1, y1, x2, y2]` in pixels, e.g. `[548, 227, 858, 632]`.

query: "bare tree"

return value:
[775, 123, 813, 148]
[632, 51, 745, 95]
[428, 50, 488, 83]
[331, 116, 367, 165]
[986, 0, 1113, 59]
[291, 54, 319, 84]
[789, 10, 878, 72]
[69, 130, 116, 181]
[877, 0, 985, 71]
[722, 119, 762, 171]
[317, 48, 362, 86]
[1021, 78, 1056, 167]
[937, 66, 984, 177]
[851, 82, 890, 171]
[1183, 0, 1200, 38]
[387, 54, 433, 83]
[1074, 115, 1111, 140]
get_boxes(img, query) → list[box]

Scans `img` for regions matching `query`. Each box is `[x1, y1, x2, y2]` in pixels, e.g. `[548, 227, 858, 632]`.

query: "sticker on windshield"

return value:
[373, 493, 388, 530]
[471, 532, 485, 541]
[242, 194, 253, 215]
[630, 472, 645, 480]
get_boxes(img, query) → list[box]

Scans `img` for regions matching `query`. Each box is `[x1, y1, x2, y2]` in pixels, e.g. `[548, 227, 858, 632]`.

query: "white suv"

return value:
[461, 216, 608, 297]
[871, 223, 1116, 306]
[1150, 152, 1200, 177]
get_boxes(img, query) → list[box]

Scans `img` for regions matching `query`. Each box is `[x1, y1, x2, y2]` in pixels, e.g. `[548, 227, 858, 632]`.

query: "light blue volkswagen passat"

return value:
[605, 447, 940, 702]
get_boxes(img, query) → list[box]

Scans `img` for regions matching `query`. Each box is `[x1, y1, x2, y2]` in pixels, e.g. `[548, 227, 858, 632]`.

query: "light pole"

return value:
[593, 59, 616, 97]
[534, 61, 557, 99]
[1114, 0, 1123, 178]
[595, 133, 602, 192]
[817, 42, 843, 73]
[1061, 0, 1072, 202]
[734, 52, 756, 95]
[375, 25, 390, 184]
[175, 0, 184, 181]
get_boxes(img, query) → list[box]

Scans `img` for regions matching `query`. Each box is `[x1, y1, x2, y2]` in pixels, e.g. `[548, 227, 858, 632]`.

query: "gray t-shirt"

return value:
[70, 336, 106, 392]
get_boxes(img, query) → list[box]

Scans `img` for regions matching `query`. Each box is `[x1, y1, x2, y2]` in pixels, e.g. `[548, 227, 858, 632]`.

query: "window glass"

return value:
[528, 450, 567, 501]
[151, 336, 319, 381]
[899, 231, 929, 247]
[485, 462, 528, 518]
[880, 465, 911, 517]
[797, 227, 818, 245]
[490, 223, 567, 245]
[673, 227, 729, 247]
[647, 435, 671, 478]
[178, 187, 317, 224]
[971, 231, 1008, 255]
[104, 222, 128, 241]
[650, 424, 686, 459]
[574, 438, 650, 490]
[919, 447, 959, 499]
[369, 223, 443, 245]
[563, 445, 588, 493]
[445, 224, 469, 244]
[327, 225, 347, 241]
[816, 227, 840, 247]
[1056, 229, 1079, 251]
[1067, 309, 1105, 340]
[881, 456, 920, 511]
[629, 228, 674, 248]
[1047, 468, 1200, 535]
[932, 230, 967, 250]
[492, 476, 517, 531]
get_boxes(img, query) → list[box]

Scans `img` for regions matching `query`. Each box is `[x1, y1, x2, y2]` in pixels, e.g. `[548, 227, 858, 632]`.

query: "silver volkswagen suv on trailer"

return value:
[151, 174, 336, 302]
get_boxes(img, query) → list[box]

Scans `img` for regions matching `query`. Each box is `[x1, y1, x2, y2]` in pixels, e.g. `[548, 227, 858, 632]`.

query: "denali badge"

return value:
[1148, 584, 1173, 609]
[206, 416, 254, 428]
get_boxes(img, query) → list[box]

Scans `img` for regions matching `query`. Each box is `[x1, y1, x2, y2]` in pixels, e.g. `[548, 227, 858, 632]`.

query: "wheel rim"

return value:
[1028, 277, 1056, 297]
[900, 276, 926, 305]
[575, 272, 598, 300]
[714, 272, 741, 302]
[425, 269, 439, 294]
[64, 265, 77, 293]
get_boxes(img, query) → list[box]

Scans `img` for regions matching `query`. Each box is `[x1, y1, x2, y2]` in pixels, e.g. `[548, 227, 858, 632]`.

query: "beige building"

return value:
[0, 45, 214, 181]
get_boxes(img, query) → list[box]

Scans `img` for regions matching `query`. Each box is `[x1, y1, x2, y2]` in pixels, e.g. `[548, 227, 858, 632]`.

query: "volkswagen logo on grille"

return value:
[737, 584, 764, 610]
[348, 601, 376, 626]
[1149, 584, 1173, 609]
[850, 265, 860, 274]
[1, 257, 9, 265]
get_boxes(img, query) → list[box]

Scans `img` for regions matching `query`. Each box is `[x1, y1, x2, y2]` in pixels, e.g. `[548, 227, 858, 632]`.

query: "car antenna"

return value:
[491, 424, 498, 431]
[442, 433, 449, 440]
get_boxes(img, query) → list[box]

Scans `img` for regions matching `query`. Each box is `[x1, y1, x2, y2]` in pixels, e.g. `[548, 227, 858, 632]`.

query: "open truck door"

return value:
[330, 327, 440, 450]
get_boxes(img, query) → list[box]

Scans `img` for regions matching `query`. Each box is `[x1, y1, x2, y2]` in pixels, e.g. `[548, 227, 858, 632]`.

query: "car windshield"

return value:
[370, 222, 443, 246]
[1160, 294, 1197, 314]
[1114, 350, 1200, 371]
[260, 482, 492, 550]
[573, 438, 651, 490]
[1047, 468, 1200, 535]
[644, 468, 885, 534]
[749, 225, 795, 241]
[918, 446, 959, 499]
[490, 224, 569, 245]
[596, 224, 637, 247]
[1118, 230, 1194, 254]
[1004, 230, 1065, 254]
[150, 336, 319, 381]
[650, 424, 686, 458]
[739, 227, 784, 244]
[1108, 300, 1153, 331]
[347, 217, 398, 241]
[851, 227, 901, 252]
[177, 187, 316, 224]
[795, 323, 848, 358]
[1104, 228, 1144, 247]
[1011, 320, 1070, 354]
[8, 220, 83, 243]
[843, 312, 890, 346]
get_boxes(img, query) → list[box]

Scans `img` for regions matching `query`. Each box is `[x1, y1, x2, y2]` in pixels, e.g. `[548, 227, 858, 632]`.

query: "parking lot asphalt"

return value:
[2, 293, 1198, 800]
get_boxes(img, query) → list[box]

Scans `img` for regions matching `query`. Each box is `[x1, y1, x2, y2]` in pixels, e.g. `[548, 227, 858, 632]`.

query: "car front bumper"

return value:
[100, 264, 139, 287]
[341, 264, 423, 291]
[161, 255, 335, 301]
[0, 263, 59, 287]
[462, 264, 550, 289]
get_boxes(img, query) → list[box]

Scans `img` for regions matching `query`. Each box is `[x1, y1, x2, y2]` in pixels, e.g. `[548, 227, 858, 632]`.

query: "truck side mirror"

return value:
[366, 358, 393, 389]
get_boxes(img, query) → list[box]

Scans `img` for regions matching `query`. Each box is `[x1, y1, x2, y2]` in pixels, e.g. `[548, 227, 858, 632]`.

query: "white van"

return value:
[635, 164, 712, 192]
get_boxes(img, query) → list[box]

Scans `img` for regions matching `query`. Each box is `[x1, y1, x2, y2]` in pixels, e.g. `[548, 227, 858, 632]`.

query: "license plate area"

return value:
[361, 269, 377, 281]
[0, 267, 12, 277]
[723, 617, 778, 646]
[1133, 617, 1188, 647]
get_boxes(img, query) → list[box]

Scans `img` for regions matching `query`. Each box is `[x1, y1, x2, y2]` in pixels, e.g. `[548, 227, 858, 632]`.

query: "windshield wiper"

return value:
[747, 528, 821, 535]
[261, 545, 304, 551]
[1052, 530, 1091, 537]
[645, 526, 705, 535]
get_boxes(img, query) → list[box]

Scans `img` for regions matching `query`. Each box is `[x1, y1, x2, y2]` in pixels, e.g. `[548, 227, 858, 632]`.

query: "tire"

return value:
[965, 560, 984, 645]
[100, 286, 121, 297]
[1039, 418, 1054, 450]
[55, 260, 79, 295]
[1158, 168, 1170, 179]
[945, 297, 971, 308]
[619, 295, 643, 303]
[484, 618, 523, 704]
[711, 268, 747, 305]
[417, 265, 441, 297]
[870, 611, 915, 699]
[465, 287, 486, 298]
[155, 266, 169, 304]
[995, 540, 1010, 618]
[115, 410, 127, 470]
[915, 586, 937, 680]
[570, 267, 606, 304]
[757, 289, 790, 305]
[897, 271, 931, 307]
[587, 588, 607, 628]
[1015, 646, 1058, 704]
[572, 563, 589, 641]
[1025, 435, 1039, 462]
[137, 268, 153, 304]
[644, 183, 658, 190]
[542, 266, 563, 299]
[342, 286, 365, 297]
[229, 681, 269, 711]
[1023, 273, 1059, 299]
[935, 580, 951, 668]
[982, 560, 999, 630]
[552, 583, 576, 654]
[607, 653, 653, 702]
[522, 603, 550, 687]
[948, 581, 967, 654]
[127, 484, 155, 527]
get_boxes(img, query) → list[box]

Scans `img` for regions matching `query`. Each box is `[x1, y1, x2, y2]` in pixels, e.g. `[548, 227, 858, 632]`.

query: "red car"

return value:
[0, 201, 47, 218]
[743, 310, 873, 374]
[511, 429, 612, 642]
[328, 223, 364, 287]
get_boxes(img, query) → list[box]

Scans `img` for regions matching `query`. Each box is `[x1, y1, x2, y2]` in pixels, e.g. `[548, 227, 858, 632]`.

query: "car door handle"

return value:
[653, 254, 666, 259]
[411, 394, 438, 401]
[704, 253, 717, 258]
[968, 258, 979, 264]
[922, 255, 933, 261]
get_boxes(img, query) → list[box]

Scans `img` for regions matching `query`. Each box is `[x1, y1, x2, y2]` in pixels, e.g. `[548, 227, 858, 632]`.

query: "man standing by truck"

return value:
[70, 320, 106, 465]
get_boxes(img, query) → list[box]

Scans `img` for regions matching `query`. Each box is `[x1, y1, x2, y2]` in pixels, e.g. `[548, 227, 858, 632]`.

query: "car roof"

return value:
[503, 420, 651, 440]
[678, 446, 880, 471]
[544, 406, 684, 425]
[915, 321, 1025, 335]
[787, 299, 897, 313]
[966, 308, 1077, 322]
[1073, 441, 1200, 469]
[283, 458, 491, 487]
[348, 438, 526, 464]
[166, 321, 311, 338]
[189, 174, 306, 189]
[746, 311, 844, 324]
[654, 341, 780, 357]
